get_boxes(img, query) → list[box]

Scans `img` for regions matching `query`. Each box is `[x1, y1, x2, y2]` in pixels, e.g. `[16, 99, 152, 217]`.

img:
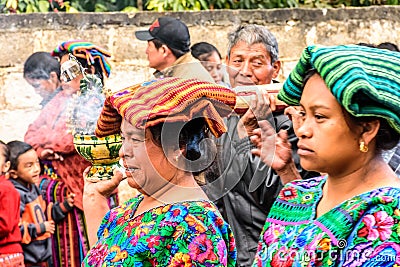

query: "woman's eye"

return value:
[131, 138, 144, 144]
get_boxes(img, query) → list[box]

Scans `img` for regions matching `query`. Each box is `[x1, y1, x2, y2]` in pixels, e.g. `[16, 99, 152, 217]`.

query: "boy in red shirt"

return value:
[7, 141, 75, 267]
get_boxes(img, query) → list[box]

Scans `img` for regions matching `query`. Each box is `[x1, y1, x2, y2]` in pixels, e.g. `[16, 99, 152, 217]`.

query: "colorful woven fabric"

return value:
[253, 176, 400, 266]
[279, 44, 400, 134]
[39, 169, 90, 267]
[82, 195, 237, 266]
[51, 40, 111, 78]
[39, 166, 118, 267]
[95, 77, 236, 138]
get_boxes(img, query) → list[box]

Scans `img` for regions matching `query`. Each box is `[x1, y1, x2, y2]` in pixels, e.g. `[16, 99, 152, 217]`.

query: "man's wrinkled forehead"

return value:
[229, 42, 272, 60]
[227, 25, 279, 62]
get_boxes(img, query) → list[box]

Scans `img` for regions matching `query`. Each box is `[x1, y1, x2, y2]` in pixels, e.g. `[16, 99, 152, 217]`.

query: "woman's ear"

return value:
[49, 72, 61, 88]
[49, 71, 58, 82]
[360, 119, 381, 146]
[2, 161, 10, 174]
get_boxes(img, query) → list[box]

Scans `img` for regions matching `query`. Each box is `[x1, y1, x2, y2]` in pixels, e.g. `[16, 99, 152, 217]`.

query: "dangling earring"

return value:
[174, 155, 179, 162]
[359, 141, 368, 153]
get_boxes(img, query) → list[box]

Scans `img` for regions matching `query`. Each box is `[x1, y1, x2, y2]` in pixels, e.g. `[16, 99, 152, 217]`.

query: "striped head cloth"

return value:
[51, 40, 111, 78]
[279, 44, 400, 134]
[95, 77, 236, 138]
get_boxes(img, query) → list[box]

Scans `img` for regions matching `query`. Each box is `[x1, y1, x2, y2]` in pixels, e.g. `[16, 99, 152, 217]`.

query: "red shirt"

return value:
[0, 175, 23, 254]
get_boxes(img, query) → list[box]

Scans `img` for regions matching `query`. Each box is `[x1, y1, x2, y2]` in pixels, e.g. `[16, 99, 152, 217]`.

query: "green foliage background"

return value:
[0, 0, 398, 13]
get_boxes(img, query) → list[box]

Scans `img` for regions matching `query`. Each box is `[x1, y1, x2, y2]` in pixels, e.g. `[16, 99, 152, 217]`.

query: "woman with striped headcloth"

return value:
[250, 45, 400, 266]
[82, 77, 237, 266]
[24, 40, 114, 267]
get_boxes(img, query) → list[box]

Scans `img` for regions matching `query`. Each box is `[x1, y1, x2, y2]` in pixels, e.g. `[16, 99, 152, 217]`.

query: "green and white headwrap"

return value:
[279, 44, 400, 134]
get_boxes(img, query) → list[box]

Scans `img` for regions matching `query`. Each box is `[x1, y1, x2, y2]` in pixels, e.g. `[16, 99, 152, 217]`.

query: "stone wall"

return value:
[1, 7, 399, 142]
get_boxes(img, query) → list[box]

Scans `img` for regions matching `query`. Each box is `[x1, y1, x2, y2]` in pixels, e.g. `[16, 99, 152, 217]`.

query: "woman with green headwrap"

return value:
[250, 45, 400, 266]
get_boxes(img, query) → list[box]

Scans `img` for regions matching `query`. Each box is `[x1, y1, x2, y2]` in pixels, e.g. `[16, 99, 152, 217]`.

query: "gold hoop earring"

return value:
[359, 141, 368, 153]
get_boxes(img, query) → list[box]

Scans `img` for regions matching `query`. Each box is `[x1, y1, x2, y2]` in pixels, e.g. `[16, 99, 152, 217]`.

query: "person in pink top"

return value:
[24, 40, 113, 266]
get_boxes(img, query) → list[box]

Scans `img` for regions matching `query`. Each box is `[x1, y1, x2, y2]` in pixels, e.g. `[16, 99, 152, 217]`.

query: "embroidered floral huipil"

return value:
[253, 176, 400, 267]
[83, 195, 237, 266]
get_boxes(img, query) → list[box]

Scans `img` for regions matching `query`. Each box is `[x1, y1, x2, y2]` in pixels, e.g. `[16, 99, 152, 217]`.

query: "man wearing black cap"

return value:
[135, 16, 214, 82]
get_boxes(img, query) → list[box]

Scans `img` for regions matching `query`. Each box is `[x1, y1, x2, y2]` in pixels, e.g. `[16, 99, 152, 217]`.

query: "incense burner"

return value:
[73, 134, 122, 182]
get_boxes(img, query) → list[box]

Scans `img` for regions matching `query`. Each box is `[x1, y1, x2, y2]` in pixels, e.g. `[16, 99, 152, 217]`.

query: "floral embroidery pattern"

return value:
[83, 195, 236, 266]
[253, 176, 400, 266]
[358, 211, 394, 241]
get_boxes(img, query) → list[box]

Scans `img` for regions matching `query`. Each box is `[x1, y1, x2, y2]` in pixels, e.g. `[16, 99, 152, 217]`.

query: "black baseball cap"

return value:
[135, 16, 190, 53]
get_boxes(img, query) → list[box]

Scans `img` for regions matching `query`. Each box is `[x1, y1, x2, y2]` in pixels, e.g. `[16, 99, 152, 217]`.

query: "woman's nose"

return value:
[118, 147, 124, 158]
[119, 140, 133, 159]
[295, 117, 312, 138]
[210, 69, 219, 78]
